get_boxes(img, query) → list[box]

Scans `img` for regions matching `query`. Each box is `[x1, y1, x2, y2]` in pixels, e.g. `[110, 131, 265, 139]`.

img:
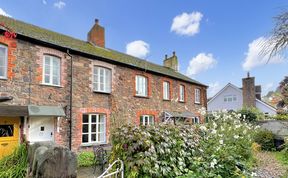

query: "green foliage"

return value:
[238, 107, 264, 122]
[0, 144, 28, 178]
[273, 114, 288, 120]
[254, 130, 275, 151]
[110, 124, 200, 178]
[110, 111, 259, 178]
[77, 151, 94, 167]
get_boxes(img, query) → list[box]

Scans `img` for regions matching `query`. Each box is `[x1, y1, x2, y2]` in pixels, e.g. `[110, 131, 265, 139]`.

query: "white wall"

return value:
[208, 85, 243, 112]
[256, 100, 277, 115]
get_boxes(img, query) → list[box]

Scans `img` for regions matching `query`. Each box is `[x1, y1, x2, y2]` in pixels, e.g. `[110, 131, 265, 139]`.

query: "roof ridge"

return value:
[0, 15, 207, 87]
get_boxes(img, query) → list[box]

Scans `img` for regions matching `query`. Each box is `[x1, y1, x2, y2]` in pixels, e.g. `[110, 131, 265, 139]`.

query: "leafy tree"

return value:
[277, 76, 288, 112]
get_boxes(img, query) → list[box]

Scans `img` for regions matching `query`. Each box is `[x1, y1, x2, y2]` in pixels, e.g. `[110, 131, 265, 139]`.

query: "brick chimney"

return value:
[163, 51, 179, 71]
[242, 72, 256, 107]
[87, 19, 105, 48]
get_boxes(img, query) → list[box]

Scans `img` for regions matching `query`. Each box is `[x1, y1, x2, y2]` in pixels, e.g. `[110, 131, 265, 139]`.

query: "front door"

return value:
[29, 117, 55, 143]
[0, 117, 20, 159]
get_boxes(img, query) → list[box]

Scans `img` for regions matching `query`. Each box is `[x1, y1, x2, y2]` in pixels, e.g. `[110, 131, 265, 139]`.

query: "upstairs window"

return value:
[0, 44, 8, 79]
[140, 115, 154, 126]
[82, 114, 106, 144]
[93, 66, 111, 93]
[179, 85, 185, 102]
[43, 55, 60, 86]
[135, 75, 148, 97]
[224, 95, 237, 102]
[195, 88, 201, 104]
[163, 81, 170, 100]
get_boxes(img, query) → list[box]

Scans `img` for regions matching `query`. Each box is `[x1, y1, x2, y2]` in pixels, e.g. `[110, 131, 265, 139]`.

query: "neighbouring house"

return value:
[208, 73, 276, 115]
[0, 15, 207, 156]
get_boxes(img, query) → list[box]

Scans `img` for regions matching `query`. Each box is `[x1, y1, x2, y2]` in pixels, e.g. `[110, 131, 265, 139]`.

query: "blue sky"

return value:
[0, 0, 287, 97]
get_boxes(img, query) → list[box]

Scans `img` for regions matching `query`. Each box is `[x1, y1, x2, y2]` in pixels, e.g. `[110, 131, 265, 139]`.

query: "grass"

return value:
[77, 151, 95, 167]
[0, 144, 28, 178]
[273, 151, 288, 166]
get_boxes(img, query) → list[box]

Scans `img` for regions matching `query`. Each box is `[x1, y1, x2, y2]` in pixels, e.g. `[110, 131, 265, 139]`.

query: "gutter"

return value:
[66, 49, 73, 150]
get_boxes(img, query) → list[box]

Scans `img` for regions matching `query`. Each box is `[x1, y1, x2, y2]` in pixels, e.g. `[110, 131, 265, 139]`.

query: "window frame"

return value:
[82, 114, 106, 144]
[140, 115, 155, 126]
[192, 117, 200, 124]
[93, 66, 112, 93]
[195, 88, 201, 104]
[224, 95, 237, 103]
[163, 81, 170, 100]
[135, 75, 148, 97]
[0, 44, 8, 79]
[179, 85, 185, 102]
[42, 55, 61, 86]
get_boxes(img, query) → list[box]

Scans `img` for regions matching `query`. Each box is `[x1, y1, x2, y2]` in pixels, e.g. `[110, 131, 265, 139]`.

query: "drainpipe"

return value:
[66, 49, 73, 150]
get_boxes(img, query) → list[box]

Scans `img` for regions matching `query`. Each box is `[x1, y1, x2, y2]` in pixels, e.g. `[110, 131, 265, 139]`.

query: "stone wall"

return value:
[0, 36, 207, 152]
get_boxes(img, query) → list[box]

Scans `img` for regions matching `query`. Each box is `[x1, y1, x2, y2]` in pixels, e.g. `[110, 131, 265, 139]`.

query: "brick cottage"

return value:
[0, 15, 207, 155]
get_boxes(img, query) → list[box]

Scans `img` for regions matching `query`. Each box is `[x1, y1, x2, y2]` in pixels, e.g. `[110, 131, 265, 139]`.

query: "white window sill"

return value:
[41, 83, 62, 88]
[81, 142, 107, 147]
[195, 101, 201, 104]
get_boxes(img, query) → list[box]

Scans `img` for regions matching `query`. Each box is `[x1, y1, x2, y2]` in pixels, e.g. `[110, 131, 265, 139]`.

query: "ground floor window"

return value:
[192, 117, 200, 124]
[140, 115, 154, 126]
[82, 114, 106, 144]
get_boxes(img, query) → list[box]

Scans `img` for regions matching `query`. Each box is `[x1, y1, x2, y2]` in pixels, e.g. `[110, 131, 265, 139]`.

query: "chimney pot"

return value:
[165, 54, 168, 60]
[95, 19, 99, 24]
[173, 51, 176, 56]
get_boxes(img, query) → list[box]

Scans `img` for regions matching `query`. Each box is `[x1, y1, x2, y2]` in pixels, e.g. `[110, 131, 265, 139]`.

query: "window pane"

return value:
[45, 75, 50, 83]
[45, 56, 50, 65]
[82, 134, 88, 143]
[98, 123, 104, 132]
[99, 133, 105, 142]
[0, 66, 4, 77]
[0, 125, 14, 137]
[82, 115, 88, 123]
[140, 116, 144, 124]
[105, 69, 111, 92]
[91, 134, 97, 142]
[91, 124, 96, 132]
[99, 115, 105, 122]
[82, 124, 88, 133]
[91, 115, 97, 123]
[149, 116, 154, 125]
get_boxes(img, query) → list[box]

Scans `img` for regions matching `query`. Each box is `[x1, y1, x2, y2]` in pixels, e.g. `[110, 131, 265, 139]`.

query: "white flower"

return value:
[210, 158, 217, 168]
[219, 139, 223, 145]
[234, 135, 239, 139]
[235, 125, 241, 129]
[211, 129, 217, 134]
[251, 172, 257, 176]
[199, 125, 207, 131]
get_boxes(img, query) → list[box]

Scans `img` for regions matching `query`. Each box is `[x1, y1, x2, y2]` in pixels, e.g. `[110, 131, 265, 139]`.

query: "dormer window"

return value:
[0, 44, 8, 79]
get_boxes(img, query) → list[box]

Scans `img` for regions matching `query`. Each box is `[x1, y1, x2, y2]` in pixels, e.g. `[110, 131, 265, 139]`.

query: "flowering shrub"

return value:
[179, 111, 259, 177]
[110, 111, 259, 178]
[110, 124, 200, 177]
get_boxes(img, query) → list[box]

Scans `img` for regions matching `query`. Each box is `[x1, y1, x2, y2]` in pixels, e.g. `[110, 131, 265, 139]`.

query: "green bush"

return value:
[77, 151, 94, 167]
[110, 124, 200, 178]
[254, 130, 275, 151]
[0, 144, 28, 178]
[238, 107, 264, 122]
[273, 114, 288, 120]
[110, 111, 259, 178]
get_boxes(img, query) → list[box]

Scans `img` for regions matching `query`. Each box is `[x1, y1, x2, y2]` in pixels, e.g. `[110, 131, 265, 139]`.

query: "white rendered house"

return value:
[208, 74, 276, 115]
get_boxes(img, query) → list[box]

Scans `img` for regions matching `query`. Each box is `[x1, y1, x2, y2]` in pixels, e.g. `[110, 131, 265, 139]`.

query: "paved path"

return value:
[77, 166, 103, 178]
[254, 152, 287, 178]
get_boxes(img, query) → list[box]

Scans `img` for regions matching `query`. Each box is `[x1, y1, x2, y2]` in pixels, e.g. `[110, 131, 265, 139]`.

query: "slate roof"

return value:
[0, 15, 207, 87]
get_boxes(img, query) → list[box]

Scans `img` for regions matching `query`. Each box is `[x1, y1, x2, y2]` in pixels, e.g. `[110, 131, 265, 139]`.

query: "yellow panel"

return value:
[0, 117, 20, 159]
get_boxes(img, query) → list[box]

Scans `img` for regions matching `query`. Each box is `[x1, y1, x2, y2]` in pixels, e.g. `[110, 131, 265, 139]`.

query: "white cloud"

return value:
[171, 12, 203, 36]
[126, 40, 150, 59]
[42, 0, 47, 5]
[242, 36, 284, 71]
[54, 1, 66, 9]
[186, 53, 217, 77]
[263, 82, 274, 95]
[0, 8, 11, 17]
[208, 82, 222, 97]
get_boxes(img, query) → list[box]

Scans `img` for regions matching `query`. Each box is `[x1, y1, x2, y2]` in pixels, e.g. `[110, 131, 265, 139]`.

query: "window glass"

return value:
[136, 75, 148, 97]
[43, 55, 60, 85]
[140, 115, 155, 126]
[224, 95, 237, 102]
[195, 89, 201, 103]
[82, 114, 106, 143]
[163, 81, 170, 100]
[0, 125, 14, 137]
[179, 85, 185, 102]
[93, 66, 112, 93]
[0, 45, 7, 78]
